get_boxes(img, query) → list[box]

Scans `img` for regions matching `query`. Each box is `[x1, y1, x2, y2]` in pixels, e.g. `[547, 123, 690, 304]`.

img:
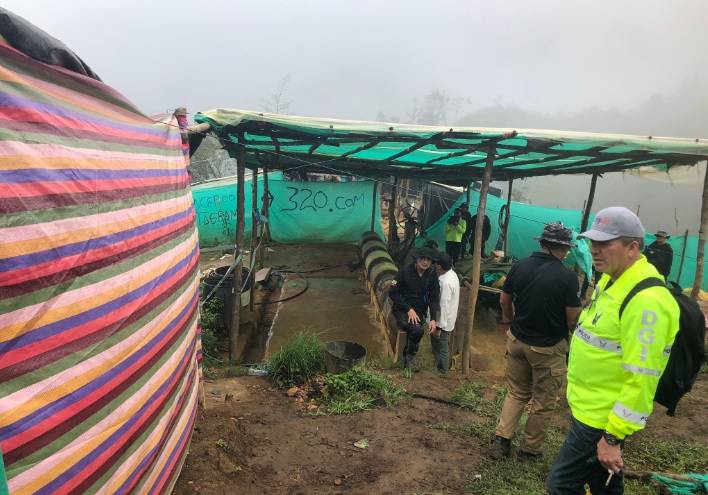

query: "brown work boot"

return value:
[488, 435, 511, 459]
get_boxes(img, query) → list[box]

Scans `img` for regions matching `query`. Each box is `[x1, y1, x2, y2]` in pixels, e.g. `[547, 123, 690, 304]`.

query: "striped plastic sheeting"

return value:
[0, 37, 200, 494]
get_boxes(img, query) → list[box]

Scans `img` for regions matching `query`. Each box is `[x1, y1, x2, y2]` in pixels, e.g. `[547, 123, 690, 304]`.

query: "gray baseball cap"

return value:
[579, 206, 645, 241]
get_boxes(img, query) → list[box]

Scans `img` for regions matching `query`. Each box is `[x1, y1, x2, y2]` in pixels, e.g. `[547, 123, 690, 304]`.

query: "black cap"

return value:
[534, 222, 576, 247]
[414, 246, 440, 261]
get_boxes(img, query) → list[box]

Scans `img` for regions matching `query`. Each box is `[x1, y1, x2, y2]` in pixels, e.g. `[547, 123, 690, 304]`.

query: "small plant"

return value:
[320, 367, 406, 414]
[266, 332, 326, 387]
[450, 381, 504, 418]
[200, 328, 220, 366]
[201, 297, 224, 333]
[202, 367, 216, 380]
[215, 438, 229, 452]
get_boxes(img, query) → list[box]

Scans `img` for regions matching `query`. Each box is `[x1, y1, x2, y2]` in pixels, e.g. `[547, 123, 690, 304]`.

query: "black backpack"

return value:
[619, 278, 706, 416]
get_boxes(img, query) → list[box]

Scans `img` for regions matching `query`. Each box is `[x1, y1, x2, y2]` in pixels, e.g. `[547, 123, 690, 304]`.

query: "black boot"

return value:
[489, 435, 511, 459]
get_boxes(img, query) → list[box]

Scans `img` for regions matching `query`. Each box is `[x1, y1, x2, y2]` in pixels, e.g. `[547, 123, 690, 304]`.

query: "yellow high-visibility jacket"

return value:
[567, 256, 680, 439]
[445, 219, 466, 242]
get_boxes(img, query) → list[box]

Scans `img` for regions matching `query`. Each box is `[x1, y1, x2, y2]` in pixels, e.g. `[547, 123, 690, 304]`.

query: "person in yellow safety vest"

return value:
[445, 207, 466, 263]
[547, 207, 680, 495]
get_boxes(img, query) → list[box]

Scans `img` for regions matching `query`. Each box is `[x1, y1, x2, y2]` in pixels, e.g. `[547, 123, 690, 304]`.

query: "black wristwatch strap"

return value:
[602, 431, 621, 446]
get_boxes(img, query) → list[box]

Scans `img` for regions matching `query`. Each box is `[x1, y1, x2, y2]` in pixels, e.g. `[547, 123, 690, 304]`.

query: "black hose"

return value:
[254, 272, 309, 305]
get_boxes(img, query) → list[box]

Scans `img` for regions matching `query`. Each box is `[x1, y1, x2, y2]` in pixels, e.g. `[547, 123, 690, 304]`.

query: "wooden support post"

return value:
[249, 166, 258, 312]
[580, 173, 599, 232]
[503, 179, 513, 254]
[258, 164, 270, 269]
[462, 145, 495, 375]
[676, 229, 689, 285]
[230, 133, 246, 361]
[388, 176, 398, 250]
[691, 163, 708, 299]
[465, 184, 472, 254]
[370, 181, 378, 232]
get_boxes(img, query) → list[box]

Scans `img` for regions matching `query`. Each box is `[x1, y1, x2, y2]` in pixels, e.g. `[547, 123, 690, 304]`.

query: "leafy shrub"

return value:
[320, 367, 405, 414]
[267, 333, 326, 387]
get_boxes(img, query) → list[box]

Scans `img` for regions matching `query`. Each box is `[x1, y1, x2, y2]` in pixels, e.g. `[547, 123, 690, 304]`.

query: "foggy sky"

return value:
[5, 0, 708, 124]
[4, 0, 708, 234]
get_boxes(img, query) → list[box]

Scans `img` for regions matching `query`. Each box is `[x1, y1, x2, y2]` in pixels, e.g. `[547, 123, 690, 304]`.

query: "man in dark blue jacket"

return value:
[389, 247, 441, 368]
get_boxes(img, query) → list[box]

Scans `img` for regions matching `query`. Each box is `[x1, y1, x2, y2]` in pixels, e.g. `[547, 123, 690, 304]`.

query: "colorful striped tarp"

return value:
[0, 36, 200, 494]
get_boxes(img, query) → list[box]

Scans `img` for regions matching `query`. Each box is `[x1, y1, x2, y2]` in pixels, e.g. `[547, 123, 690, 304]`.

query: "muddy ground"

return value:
[174, 366, 707, 495]
[182, 244, 707, 494]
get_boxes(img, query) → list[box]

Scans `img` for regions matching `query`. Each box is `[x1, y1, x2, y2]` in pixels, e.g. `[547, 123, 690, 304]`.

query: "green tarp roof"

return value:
[194, 109, 708, 186]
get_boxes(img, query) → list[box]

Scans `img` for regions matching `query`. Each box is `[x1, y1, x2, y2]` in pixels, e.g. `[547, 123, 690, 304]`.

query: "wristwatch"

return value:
[602, 431, 621, 446]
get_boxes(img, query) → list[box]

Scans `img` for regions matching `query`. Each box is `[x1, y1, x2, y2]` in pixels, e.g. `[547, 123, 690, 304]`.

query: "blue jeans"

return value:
[430, 329, 450, 373]
[546, 417, 624, 494]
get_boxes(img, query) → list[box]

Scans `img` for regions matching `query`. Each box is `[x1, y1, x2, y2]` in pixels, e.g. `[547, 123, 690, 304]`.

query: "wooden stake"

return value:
[388, 176, 398, 250]
[580, 173, 599, 232]
[675, 229, 689, 286]
[462, 145, 495, 375]
[370, 181, 378, 232]
[691, 162, 708, 299]
[230, 133, 246, 361]
[503, 179, 513, 254]
[249, 166, 258, 312]
[258, 164, 270, 269]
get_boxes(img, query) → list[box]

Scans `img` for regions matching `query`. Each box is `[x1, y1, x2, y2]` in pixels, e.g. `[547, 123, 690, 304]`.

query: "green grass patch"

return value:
[625, 435, 708, 474]
[266, 332, 326, 387]
[319, 367, 406, 414]
[450, 380, 506, 418]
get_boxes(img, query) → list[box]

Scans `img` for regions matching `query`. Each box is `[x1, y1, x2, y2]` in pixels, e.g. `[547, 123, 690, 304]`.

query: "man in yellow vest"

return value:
[547, 207, 680, 494]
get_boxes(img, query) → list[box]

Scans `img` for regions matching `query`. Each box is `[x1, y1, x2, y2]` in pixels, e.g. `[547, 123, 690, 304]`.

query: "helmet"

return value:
[534, 222, 576, 247]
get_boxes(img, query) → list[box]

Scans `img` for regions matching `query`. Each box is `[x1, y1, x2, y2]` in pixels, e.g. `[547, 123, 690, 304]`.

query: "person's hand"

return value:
[407, 308, 420, 324]
[427, 320, 438, 334]
[597, 437, 623, 474]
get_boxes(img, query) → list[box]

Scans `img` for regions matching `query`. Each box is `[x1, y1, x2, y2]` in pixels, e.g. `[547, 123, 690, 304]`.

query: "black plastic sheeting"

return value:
[0, 7, 100, 81]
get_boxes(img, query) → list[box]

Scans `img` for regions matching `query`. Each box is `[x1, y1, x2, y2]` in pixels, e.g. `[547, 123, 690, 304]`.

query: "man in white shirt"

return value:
[430, 252, 460, 374]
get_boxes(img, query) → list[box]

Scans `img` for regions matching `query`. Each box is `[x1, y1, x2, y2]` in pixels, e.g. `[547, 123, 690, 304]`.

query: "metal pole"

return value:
[370, 181, 378, 232]
[230, 133, 246, 361]
[388, 176, 398, 250]
[249, 166, 258, 312]
[503, 178, 513, 255]
[675, 229, 689, 286]
[580, 173, 599, 232]
[463, 145, 495, 375]
[691, 162, 708, 299]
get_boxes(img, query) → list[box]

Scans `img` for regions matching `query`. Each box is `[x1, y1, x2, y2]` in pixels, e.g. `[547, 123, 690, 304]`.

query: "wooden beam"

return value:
[230, 133, 246, 361]
[249, 166, 259, 312]
[691, 162, 708, 298]
[462, 146, 495, 375]
[581, 173, 599, 232]
[503, 179, 513, 254]
[370, 181, 378, 231]
[260, 164, 271, 257]
[187, 122, 211, 134]
[675, 229, 689, 285]
[388, 176, 398, 250]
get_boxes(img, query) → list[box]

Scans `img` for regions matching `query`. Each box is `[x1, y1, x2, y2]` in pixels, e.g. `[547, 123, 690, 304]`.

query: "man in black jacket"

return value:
[644, 230, 673, 280]
[389, 247, 441, 368]
[469, 212, 492, 258]
[459, 203, 474, 257]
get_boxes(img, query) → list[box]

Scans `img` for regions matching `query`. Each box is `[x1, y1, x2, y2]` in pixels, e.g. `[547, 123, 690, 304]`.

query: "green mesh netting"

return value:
[191, 175, 384, 246]
[650, 473, 708, 494]
[417, 191, 706, 290]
